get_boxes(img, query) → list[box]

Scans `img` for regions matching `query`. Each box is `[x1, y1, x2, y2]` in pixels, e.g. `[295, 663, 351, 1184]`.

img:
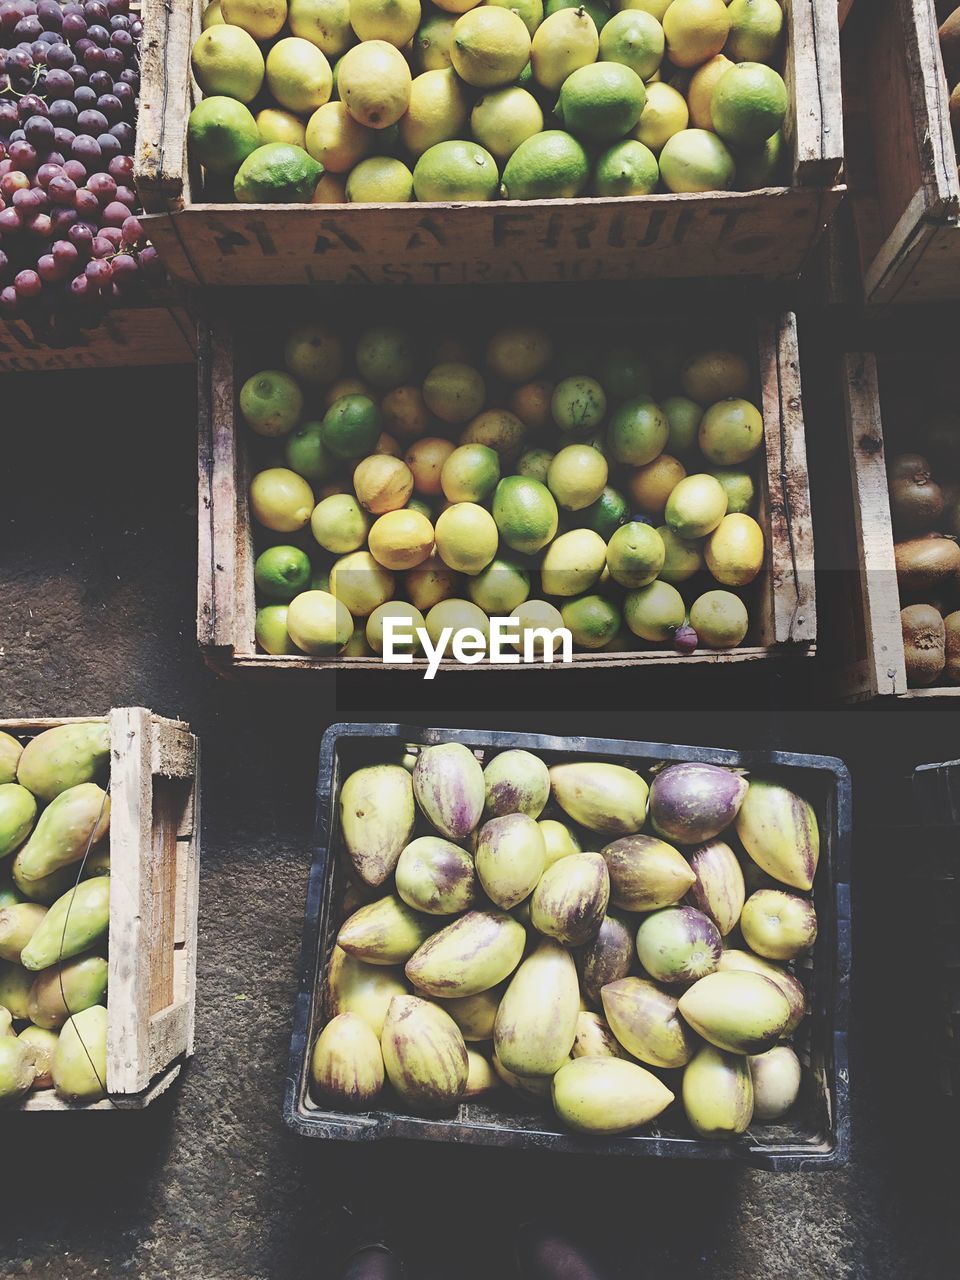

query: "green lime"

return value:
[240, 369, 303, 437]
[187, 96, 260, 174]
[658, 128, 735, 193]
[561, 593, 621, 649]
[321, 394, 382, 459]
[606, 520, 665, 588]
[255, 605, 297, 654]
[413, 140, 499, 201]
[493, 475, 559, 554]
[579, 485, 627, 539]
[355, 326, 418, 389]
[441, 444, 501, 504]
[608, 396, 669, 465]
[284, 324, 344, 386]
[662, 394, 703, 458]
[710, 62, 788, 149]
[598, 347, 652, 403]
[624, 580, 685, 642]
[725, 0, 784, 62]
[500, 129, 589, 199]
[285, 421, 337, 481]
[234, 142, 321, 203]
[551, 376, 607, 433]
[592, 138, 659, 195]
[254, 545, 312, 601]
[736, 129, 784, 191]
[599, 9, 664, 79]
[516, 448, 555, 484]
[658, 525, 703, 583]
[556, 62, 646, 142]
[468, 557, 532, 614]
[707, 467, 756, 514]
[415, 12, 457, 71]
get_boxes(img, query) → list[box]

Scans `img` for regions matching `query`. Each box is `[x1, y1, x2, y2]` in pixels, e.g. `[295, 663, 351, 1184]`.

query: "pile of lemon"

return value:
[188, 0, 789, 203]
[243, 321, 767, 660]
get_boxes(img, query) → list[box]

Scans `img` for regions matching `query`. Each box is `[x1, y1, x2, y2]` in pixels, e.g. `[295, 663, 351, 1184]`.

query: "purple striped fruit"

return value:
[395, 836, 479, 915]
[326, 946, 409, 1037]
[380, 995, 468, 1112]
[339, 764, 415, 888]
[601, 833, 695, 911]
[483, 749, 550, 819]
[572, 1010, 628, 1060]
[337, 895, 434, 966]
[405, 909, 526, 997]
[413, 743, 485, 840]
[740, 889, 817, 961]
[601, 976, 696, 1069]
[530, 852, 610, 946]
[649, 762, 748, 844]
[552, 1056, 674, 1134]
[310, 1012, 384, 1109]
[734, 778, 820, 891]
[476, 813, 546, 909]
[494, 938, 580, 1076]
[677, 970, 791, 1054]
[682, 1044, 754, 1137]
[464, 1048, 498, 1098]
[718, 949, 805, 1037]
[549, 762, 649, 835]
[577, 911, 635, 1006]
[748, 1045, 802, 1121]
[635, 905, 721, 985]
[687, 839, 745, 936]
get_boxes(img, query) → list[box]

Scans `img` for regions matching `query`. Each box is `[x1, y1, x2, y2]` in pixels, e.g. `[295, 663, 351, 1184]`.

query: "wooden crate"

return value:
[0, 303, 197, 374]
[197, 303, 816, 677]
[843, 0, 960, 304]
[1, 709, 201, 1110]
[136, 0, 844, 288]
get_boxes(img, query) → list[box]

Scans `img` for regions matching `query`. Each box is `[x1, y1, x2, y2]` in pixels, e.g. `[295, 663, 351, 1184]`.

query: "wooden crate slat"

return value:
[199, 309, 816, 676]
[0, 306, 196, 373]
[136, 0, 193, 212]
[784, 0, 845, 187]
[150, 718, 196, 779]
[148, 1001, 192, 1077]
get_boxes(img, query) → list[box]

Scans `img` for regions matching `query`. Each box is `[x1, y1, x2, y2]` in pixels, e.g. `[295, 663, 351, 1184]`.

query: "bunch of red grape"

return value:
[0, 0, 162, 340]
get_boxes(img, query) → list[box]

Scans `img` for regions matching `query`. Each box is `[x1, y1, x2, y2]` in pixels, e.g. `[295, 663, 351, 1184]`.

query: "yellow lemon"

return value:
[605, 521, 665, 588]
[509, 599, 565, 656]
[339, 39, 413, 128]
[432, 0, 484, 13]
[619, 0, 670, 17]
[624, 580, 685, 641]
[266, 38, 333, 114]
[681, 349, 751, 404]
[485, 325, 553, 383]
[440, 443, 501, 503]
[288, 0, 355, 57]
[367, 601, 427, 654]
[689, 589, 749, 648]
[406, 555, 461, 610]
[257, 108, 307, 149]
[658, 127, 734, 192]
[470, 86, 544, 164]
[190, 25, 265, 103]
[341, 624, 374, 656]
[634, 81, 688, 152]
[353, 454, 415, 512]
[468, 556, 531, 613]
[662, 0, 730, 68]
[531, 8, 600, 93]
[400, 69, 471, 157]
[202, 1, 224, 28]
[725, 0, 784, 64]
[350, 0, 421, 46]
[329, 550, 396, 615]
[704, 513, 764, 586]
[627, 453, 687, 519]
[460, 409, 526, 463]
[664, 472, 728, 538]
[368, 508, 436, 569]
[450, 8, 532, 88]
[686, 54, 732, 130]
[698, 397, 763, 465]
[547, 444, 609, 511]
[306, 101, 375, 171]
[425, 599, 491, 649]
[220, 0, 286, 40]
[658, 525, 703, 583]
[415, 12, 458, 70]
[540, 528, 607, 597]
[249, 468, 314, 532]
[311, 492, 370, 552]
[284, 323, 344, 386]
[325, 376, 371, 406]
[313, 172, 348, 201]
[346, 155, 414, 202]
[434, 503, 500, 575]
[405, 437, 457, 494]
[423, 363, 486, 424]
[286, 590, 354, 654]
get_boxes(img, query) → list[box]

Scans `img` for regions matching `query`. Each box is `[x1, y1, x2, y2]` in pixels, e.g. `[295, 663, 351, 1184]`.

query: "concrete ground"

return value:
[1, 351, 959, 1280]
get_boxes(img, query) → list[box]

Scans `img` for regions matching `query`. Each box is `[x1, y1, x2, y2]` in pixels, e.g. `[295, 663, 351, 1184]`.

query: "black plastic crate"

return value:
[284, 725, 852, 1169]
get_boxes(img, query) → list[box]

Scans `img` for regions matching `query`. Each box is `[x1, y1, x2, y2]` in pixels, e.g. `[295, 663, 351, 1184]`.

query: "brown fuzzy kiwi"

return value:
[888, 453, 934, 484]
[944, 611, 960, 684]
[902, 604, 946, 687]
[895, 534, 960, 598]
[889, 468, 945, 534]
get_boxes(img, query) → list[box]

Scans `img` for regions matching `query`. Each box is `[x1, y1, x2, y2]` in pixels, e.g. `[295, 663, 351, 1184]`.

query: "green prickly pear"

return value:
[0, 732, 22, 784]
[0, 877, 26, 909]
[0, 903, 48, 962]
[15, 783, 110, 884]
[20, 878, 110, 971]
[0, 960, 33, 1019]
[0, 1006, 12, 1037]
[0, 783, 38, 859]
[27, 955, 109, 1030]
[0, 1034, 36, 1102]
[52, 1004, 108, 1102]
[16, 722, 110, 804]
[12, 857, 80, 905]
[18, 1026, 57, 1088]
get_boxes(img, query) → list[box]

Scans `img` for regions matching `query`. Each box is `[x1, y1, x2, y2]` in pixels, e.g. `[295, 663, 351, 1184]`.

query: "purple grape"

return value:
[106, 152, 131, 183]
[14, 16, 42, 40]
[85, 169, 113, 197]
[72, 36, 93, 57]
[101, 198, 126, 225]
[97, 222, 120, 245]
[44, 68, 75, 97]
[24, 114, 54, 147]
[26, 210, 51, 236]
[49, 98, 78, 126]
[118, 67, 137, 88]
[89, 230, 111, 255]
[70, 133, 100, 165]
[53, 126, 76, 151]
[5, 46, 31, 75]
[50, 205, 76, 231]
[0, 247, 8, 278]
[100, 44, 121, 71]
[52, 237, 78, 268]
[113, 183, 134, 207]
[109, 27, 129, 51]
[82, 44, 104, 70]
[73, 185, 97, 215]
[96, 130, 120, 160]
[73, 84, 95, 107]
[68, 63, 87, 85]
[7, 139, 36, 170]
[37, 27, 60, 43]
[7, 128, 25, 143]
[76, 107, 107, 133]
[62, 12, 86, 39]
[46, 40, 73, 68]
[109, 14, 127, 31]
[62, 157, 85, 182]
[36, 251, 60, 281]
[67, 220, 92, 249]
[112, 80, 132, 109]
[36, 0, 62, 27]
[47, 173, 75, 204]
[10, 185, 39, 209]
[84, 256, 110, 287]
[120, 212, 141, 244]
[68, 270, 89, 298]
[95, 92, 120, 122]
[14, 267, 40, 297]
[110, 251, 136, 285]
[0, 169, 29, 195]
[17, 94, 47, 119]
[0, 1, 20, 34]
[0, 205, 21, 232]
[138, 243, 162, 282]
[0, 101, 18, 135]
[87, 67, 109, 92]
[86, 22, 107, 45]
[106, 0, 128, 15]
[0, 284, 19, 315]
[107, 119, 131, 147]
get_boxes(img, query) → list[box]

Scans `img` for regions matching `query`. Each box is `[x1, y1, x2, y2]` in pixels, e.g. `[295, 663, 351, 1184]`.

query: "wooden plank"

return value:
[204, 325, 241, 649]
[106, 707, 154, 1095]
[149, 1001, 191, 1076]
[148, 778, 178, 1018]
[142, 187, 844, 288]
[150, 717, 196, 779]
[136, 0, 194, 212]
[0, 306, 196, 373]
[784, 0, 845, 187]
[838, 353, 907, 697]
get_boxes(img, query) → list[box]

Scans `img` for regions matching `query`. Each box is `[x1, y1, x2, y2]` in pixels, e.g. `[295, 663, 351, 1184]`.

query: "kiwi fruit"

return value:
[888, 454, 944, 533]
[944, 611, 960, 684]
[888, 452, 933, 483]
[902, 604, 946, 687]
[895, 533, 960, 598]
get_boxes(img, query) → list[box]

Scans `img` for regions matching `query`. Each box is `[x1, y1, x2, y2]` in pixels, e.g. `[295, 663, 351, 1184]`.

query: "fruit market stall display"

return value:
[284, 724, 851, 1166]
[0, 0, 195, 369]
[0, 709, 200, 1109]
[831, 346, 960, 699]
[136, 0, 842, 285]
[197, 300, 815, 675]
[842, 0, 960, 305]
